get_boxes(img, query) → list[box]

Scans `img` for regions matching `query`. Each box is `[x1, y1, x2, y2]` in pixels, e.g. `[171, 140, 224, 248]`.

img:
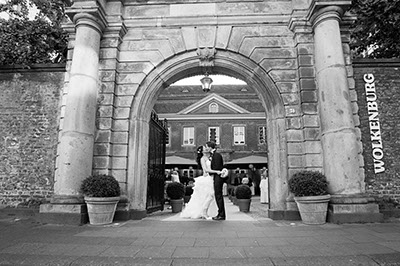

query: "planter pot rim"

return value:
[84, 196, 120, 202]
[294, 194, 331, 203]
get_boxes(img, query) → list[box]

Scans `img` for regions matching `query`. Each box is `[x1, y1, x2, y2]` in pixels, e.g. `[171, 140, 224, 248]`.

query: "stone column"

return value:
[311, 6, 363, 195]
[310, 5, 382, 223]
[40, 5, 107, 224]
[53, 12, 106, 203]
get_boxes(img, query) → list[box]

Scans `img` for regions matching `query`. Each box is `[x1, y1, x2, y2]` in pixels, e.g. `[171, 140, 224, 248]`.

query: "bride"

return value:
[180, 145, 220, 219]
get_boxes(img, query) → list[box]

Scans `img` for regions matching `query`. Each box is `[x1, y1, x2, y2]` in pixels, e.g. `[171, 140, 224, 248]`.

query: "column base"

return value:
[39, 203, 88, 225]
[128, 209, 147, 220]
[327, 194, 383, 224]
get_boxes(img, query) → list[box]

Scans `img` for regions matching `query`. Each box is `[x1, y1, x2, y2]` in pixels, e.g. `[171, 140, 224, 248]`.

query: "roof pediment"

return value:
[177, 93, 250, 115]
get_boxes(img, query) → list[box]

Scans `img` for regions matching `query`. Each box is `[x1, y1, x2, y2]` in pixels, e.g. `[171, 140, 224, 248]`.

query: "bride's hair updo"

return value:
[196, 146, 203, 166]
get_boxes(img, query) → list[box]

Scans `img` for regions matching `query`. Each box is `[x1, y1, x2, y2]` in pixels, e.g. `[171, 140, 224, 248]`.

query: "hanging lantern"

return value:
[200, 74, 213, 92]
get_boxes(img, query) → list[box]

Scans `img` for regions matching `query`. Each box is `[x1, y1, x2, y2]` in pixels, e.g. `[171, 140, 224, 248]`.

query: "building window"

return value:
[233, 126, 245, 145]
[183, 127, 195, 145]
[209, 103, 219, 113]
[258, 126, 267, 144]
[166, 127, 171, 146]
[208, 127, 220, 144]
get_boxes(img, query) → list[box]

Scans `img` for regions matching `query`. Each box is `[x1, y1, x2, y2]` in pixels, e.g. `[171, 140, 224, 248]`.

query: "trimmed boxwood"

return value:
[235, 185, 252, 199]
[288, 170, 329, 197]
[166, 182, 185, 200]
[80, 175, 121, 197]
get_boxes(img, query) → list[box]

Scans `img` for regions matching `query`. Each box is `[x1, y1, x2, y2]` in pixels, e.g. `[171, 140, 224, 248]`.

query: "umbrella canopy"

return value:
[226, 155, 268, 165]
[165, 155, 197, 165]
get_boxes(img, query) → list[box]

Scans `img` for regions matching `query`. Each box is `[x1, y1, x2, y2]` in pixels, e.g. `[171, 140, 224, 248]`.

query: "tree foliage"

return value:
[0, 0, 69, 66]
[350, 0, 400, 58]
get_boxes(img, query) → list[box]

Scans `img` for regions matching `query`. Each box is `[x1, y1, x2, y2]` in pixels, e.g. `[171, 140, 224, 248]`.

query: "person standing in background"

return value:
[248, 164, 260, 196]
[260, 167, 269, 204]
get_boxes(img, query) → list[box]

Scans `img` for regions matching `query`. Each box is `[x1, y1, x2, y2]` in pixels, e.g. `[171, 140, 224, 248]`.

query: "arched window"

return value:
[209, 103, 219, 113]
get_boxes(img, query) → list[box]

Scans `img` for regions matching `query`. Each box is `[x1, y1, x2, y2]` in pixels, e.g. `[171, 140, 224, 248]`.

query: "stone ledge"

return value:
[39, 213, 88, 225]
[40, 204, 87, 213]
[327, 211, 383, 224]
[329, 203, 380, 214]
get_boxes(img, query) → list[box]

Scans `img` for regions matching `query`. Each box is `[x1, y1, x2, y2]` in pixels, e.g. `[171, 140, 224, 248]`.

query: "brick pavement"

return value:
[1, 197, 400, 266]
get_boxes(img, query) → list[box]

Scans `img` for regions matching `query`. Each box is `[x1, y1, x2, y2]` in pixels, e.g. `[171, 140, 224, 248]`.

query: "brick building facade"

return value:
[0, 65, 64, 206]
[353, 59, 400, 204]
[154, 84, 268, 163]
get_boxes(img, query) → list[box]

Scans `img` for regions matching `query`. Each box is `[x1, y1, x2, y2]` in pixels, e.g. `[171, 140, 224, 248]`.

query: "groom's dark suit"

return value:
[211, 150, 225, 219]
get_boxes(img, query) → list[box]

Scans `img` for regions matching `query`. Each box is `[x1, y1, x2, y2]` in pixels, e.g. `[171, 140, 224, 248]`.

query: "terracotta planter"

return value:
[170, 199, 184, 213]
[237, 199, 251, 212]
[84, 196, 120, 225]
[294, 194, 331, 225]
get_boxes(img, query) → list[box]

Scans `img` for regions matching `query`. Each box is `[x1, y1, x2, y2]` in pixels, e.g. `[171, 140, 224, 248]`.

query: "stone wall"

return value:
[0, 65, 65, 207]
[353, 59, 400, 205]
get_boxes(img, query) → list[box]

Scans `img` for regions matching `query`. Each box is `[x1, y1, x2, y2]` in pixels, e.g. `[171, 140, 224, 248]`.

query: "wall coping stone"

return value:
[0, 64, 66, 73]
[353, 58, 400, 67]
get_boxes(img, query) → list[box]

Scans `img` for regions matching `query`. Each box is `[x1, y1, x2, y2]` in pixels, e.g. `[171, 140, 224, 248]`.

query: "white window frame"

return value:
[233, 126, 246, 145]
[208, 126, 220, 145]
[258, 126, 267, 145]
[183, 127, 195, 146]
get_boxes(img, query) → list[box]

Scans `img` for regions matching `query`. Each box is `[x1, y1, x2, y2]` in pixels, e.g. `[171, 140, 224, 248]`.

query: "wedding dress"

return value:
[180, 160, 215, 219]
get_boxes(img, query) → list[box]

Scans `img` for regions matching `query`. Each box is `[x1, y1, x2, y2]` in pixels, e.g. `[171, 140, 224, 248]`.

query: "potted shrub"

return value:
[80, 174, 121, 225]
[166, 182, 185, 213]
[288, 170, 330, 225]
[184, 185, 193, 204]
[235, 185, 252, 212]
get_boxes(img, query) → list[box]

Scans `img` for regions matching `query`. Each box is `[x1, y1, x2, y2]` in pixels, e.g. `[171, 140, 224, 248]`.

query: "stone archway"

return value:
[127, 50, 288, 216]
[42, 0, 383, 224]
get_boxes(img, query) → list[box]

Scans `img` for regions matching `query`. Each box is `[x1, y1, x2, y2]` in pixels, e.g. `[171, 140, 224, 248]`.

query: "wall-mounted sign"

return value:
[364, 74, 385, 173]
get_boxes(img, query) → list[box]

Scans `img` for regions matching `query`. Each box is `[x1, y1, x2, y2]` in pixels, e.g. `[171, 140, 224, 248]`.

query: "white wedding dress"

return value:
[180, 160, 216, 219]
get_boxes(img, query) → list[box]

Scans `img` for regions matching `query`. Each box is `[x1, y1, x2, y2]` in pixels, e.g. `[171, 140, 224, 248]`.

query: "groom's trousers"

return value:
[213, 174, 226, 218]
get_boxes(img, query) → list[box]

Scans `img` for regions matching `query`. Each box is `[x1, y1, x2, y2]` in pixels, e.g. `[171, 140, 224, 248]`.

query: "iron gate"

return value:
[146, 111, 168, 213]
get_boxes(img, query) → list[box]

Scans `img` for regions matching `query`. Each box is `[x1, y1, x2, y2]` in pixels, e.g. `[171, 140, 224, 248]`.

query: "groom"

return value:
[206, 141, 225, 220]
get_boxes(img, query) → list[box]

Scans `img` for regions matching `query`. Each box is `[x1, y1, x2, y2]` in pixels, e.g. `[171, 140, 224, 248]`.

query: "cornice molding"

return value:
[159, 113, 266, 121]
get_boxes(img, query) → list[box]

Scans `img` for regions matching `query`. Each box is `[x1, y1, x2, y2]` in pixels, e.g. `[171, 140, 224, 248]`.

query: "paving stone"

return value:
[98, 245, 142, 257]
[135, 246, 176, 258]
[209, 247, 246, 259]
[194, 238, 226, 247]
[163, 237, 196, 247]
[172, 247, 209, 258]
[271, 255, 380, 266]
[244, 246, 284, 258]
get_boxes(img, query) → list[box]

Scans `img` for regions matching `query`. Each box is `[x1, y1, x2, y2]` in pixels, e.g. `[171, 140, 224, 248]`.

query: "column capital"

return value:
[66, 4, 107, 34]
[309, 5, 344, 28]
[306, 1, 351, 28]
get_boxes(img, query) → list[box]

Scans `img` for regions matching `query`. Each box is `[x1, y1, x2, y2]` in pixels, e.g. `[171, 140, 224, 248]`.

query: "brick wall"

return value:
[0, 65, 65, 207]
[353, 59, 400, 205]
